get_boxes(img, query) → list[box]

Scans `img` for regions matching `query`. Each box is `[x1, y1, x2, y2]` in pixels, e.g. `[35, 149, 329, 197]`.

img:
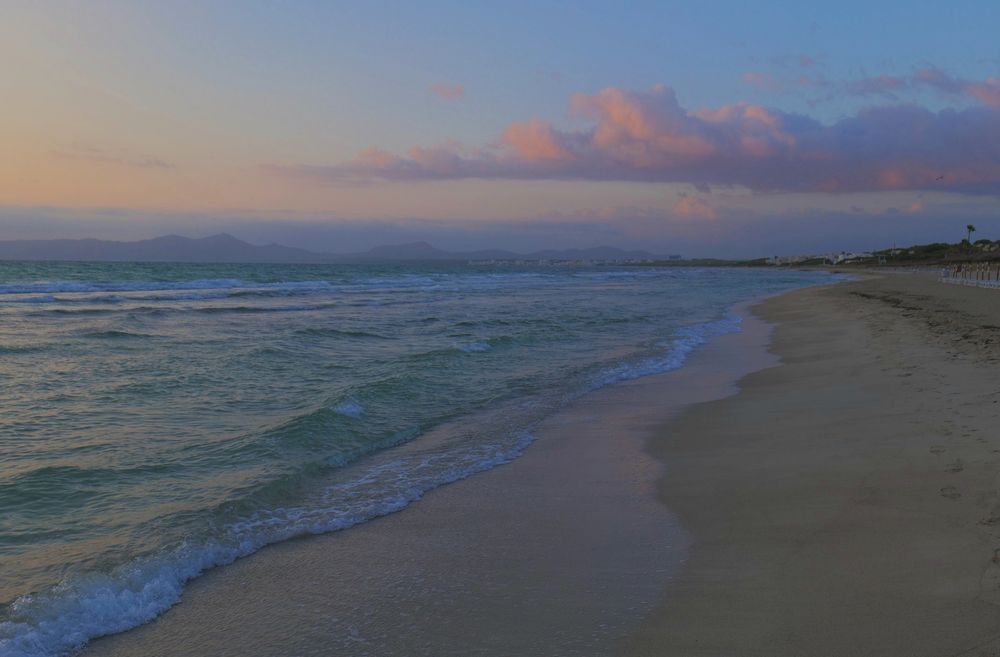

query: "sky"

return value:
[2, 0, 1000, 257]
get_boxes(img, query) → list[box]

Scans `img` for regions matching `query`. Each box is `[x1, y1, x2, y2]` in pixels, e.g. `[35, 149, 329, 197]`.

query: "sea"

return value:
[0, 261, 835, 657]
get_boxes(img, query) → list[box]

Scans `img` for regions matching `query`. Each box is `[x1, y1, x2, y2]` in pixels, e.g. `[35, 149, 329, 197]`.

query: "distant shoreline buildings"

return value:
[767, 252, 874, 266]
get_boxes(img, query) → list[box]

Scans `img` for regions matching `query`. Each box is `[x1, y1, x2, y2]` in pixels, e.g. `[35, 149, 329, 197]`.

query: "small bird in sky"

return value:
[935, 174, 945, 181]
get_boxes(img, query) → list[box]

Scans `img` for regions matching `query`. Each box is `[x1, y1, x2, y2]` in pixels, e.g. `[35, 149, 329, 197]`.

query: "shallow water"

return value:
[0, 261, 834, 656]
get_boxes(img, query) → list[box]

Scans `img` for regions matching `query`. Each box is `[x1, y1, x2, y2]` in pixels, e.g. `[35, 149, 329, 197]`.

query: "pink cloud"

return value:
[914, 67, 965, 94]
[910, 68, 1000, 108]
[501, 119, 574, 161]
[745, 65, 998, 109]
[965, 77, 1000, 109]
[271, 82, 1000, 194]
[430, 83, 465, 100]
[672, 195, 718, 220]
[570, 86, 718, 161]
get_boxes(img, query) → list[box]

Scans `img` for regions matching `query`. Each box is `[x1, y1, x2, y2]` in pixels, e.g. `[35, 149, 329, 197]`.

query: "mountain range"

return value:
[0, 233, 662, 263]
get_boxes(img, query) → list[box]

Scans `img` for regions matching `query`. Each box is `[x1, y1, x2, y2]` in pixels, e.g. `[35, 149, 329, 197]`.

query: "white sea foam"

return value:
[457, 341, 491, 353]
[593, 314, 743, 388]
[0, 432, 535, 657]
[332, 400, 364, 418]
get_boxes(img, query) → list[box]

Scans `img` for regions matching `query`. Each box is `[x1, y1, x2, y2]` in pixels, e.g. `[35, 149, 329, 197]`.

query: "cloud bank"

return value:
[273, 79, 1000, 194]
[838, 67, 1000, 108]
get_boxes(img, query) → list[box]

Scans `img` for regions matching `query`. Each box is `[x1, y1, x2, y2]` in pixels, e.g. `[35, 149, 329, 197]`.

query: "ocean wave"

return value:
[0, 462, 181, 509]
[0, 271, 563, 303]
[331, 399, 364, 418]
[0, 432, 534, 657]
[1, 290, 308, 305]
[0, 281, 347, 315]
[592, 313, 743, 389]
[457, 341, 491, 353]
[0, 279, 248, 295]
[0, 273, 533, 299]
[21, 299, 339, 318]
[403, 335, 515, 360]
[1, 295, 58, 304]
[295, 327, 390, 340]
[0, 344, 47, 355]
[191, 302, 338, 314]
[30, 307, 120, 316]
[81, 330, 154, 340]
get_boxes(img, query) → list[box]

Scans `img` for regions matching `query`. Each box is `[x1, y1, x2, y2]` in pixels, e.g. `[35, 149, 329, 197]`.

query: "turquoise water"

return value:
[0, 262, 835, 656]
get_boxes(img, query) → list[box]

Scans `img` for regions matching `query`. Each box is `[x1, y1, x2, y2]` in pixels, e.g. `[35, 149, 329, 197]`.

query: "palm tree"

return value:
[967, 224, 977, 244]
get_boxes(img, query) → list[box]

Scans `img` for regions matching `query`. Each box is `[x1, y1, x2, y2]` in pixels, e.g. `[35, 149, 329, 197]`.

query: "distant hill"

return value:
[0, 234, 662, 264]
[0, 233, 328, 263]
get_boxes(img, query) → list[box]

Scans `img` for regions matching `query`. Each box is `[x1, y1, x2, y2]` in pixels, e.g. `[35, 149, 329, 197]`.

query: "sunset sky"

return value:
[3, 0, 1000, 256]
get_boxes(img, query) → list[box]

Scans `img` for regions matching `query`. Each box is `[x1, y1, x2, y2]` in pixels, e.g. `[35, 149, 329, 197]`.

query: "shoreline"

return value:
[82, 294, 791, 656]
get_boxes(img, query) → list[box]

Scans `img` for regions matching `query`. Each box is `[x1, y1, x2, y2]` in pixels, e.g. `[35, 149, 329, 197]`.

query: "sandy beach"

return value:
[629, 272, 1000, 656]
[83, 272, 1000, 656]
